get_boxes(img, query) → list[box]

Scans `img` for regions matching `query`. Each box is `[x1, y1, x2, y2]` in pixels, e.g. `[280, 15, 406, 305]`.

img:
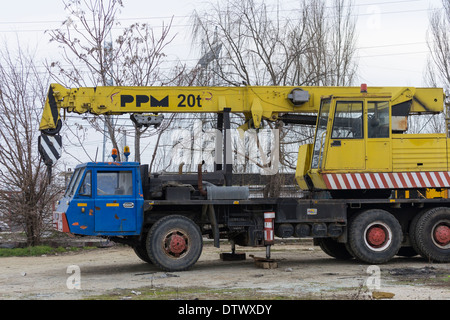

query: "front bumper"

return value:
[53, 211, 70, 233]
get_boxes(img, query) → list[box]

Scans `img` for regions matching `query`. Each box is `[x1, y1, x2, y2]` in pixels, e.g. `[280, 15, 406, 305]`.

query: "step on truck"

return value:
[41, 83, 450, 271]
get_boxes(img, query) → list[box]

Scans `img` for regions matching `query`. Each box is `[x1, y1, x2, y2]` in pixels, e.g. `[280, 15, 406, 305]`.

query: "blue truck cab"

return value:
[53, 162, 144, 236]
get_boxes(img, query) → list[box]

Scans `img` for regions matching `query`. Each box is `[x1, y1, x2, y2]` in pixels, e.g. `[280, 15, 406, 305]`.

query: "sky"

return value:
[0, 0, 445, 87]
[0, 0, 446, 168]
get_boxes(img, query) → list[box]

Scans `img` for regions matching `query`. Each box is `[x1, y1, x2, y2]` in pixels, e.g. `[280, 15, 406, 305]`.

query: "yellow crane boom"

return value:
[40, 83, 444, 132]
[38, 83, 444, 169]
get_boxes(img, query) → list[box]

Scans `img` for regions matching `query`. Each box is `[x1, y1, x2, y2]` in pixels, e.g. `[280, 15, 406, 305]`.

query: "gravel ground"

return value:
[0, 238, 448, 300]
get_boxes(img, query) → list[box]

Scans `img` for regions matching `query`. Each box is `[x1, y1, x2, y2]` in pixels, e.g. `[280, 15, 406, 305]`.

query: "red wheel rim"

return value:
[169, 233, 186, 254]
[163, 230, 189, 258]
[433, 224, 450, 247]
[364, 222, 392, 251]
[366, 226, 387, 247]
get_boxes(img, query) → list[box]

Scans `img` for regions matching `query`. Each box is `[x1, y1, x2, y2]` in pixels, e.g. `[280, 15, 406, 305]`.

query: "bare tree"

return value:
[113, 21, 176, 163]
[418, 0, 450, 136]
[426, 0, 450, 93]
[0, 45, 63, 246]
[47, 0, 124, 161]
[328, 0, 358, 86]
[190, 0, 358, 196]
[292, 0, 357, 86]
[47, 0, 178, 164]
[191, 0, 301, 86]
[192, 0, 357, 87]
[48, 0, 123, 86]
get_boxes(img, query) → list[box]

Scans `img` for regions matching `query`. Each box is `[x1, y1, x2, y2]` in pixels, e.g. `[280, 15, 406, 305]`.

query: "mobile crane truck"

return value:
[39, 83, 450, 271]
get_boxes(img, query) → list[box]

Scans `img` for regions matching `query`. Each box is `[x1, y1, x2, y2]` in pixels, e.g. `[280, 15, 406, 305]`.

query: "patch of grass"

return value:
[0, 245, 96, 257]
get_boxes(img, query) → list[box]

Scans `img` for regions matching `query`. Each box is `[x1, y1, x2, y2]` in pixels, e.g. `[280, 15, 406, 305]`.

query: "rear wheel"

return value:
[413, 207, 450, 262]
[317, 238, 353, 260]
[409, 209, 425, 257]
[147, 215, 203, 271]
[348, 209, 402, 264]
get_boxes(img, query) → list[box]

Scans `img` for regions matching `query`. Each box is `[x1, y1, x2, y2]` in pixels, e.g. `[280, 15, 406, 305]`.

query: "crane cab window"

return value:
[97, 171, 133, 196]
[311, 98, 331, 169]
[368, 101, 389, 138]
[331, 101, 363, 139]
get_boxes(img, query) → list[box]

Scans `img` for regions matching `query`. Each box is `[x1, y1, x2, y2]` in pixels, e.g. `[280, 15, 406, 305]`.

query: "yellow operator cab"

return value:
[296, 85, 448, 194]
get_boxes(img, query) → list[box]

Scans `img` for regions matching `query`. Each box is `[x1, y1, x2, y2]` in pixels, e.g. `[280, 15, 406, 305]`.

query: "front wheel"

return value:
[133, 231, 152, 264]
[348, 209, 402, 264]
[147, 215, 203, 272]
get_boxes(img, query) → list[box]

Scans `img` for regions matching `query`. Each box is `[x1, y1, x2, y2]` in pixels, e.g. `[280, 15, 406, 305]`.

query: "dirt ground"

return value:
[0, 239, 449, 300]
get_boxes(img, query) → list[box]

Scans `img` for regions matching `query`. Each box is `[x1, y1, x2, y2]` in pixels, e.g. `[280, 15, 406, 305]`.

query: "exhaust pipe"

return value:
[198, 161, 207, 196]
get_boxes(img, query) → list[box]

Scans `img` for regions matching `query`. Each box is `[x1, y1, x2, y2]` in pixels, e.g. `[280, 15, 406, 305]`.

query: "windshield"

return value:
[311, 99, 331, 169]
[64, 168, 84, 197]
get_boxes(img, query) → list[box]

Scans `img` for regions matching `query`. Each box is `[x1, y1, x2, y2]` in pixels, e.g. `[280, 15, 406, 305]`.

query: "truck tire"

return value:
[413, 207, 450, 262]
[133, 245, 153, 264]
[133, 231, 153, 264]
[408, 209, 425, 258]
[317, 238, 353, 260]
[348, 209, 402, 264]
[146, 215, 203, 272]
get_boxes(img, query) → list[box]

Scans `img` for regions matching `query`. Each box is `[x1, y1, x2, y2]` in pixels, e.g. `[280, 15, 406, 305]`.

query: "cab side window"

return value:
[331, 101, 363, 139]
[368, 101, 390, 138]
[97, 171, 133, 196]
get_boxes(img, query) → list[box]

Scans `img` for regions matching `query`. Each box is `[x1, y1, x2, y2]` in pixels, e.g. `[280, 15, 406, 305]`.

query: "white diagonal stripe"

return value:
[393, 173, 402, 187]
[383, 173, 394, 188]
[41, 140, 57, 163]
[402, 173, 413, 188]
[439, 172, 449, 187]
[355, 173, 365, 188]
[47, 135, 62, 157]
[346, 174, 356, 189]
[430, 172, 440, 186]
[364, 173, 375, 188]
[411, 172, 421, 187]
[327, 175, 338, 189]
[374, 173, 384, 188]
[336, 174, 347, 189]
[420, 172, 431, 187]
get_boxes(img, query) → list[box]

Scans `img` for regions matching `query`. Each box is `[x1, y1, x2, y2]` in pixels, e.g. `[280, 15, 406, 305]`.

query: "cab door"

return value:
[324, 100, 365, 171]
[94, 168, 137, 233]
[366, 100, 391, 171]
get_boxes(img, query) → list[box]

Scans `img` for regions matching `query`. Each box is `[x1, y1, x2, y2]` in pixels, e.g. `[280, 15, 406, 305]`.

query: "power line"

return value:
[358, 41, 427, 50]
[0, 2, 442, 33]
[0, 0, 426, 26]
[2, 39, 432, 71]
[358, 50, 429, 58]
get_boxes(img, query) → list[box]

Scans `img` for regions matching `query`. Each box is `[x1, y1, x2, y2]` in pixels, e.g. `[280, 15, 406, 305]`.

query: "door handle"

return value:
[331, 140, 341, 147]
[123, 202, 135, 208]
